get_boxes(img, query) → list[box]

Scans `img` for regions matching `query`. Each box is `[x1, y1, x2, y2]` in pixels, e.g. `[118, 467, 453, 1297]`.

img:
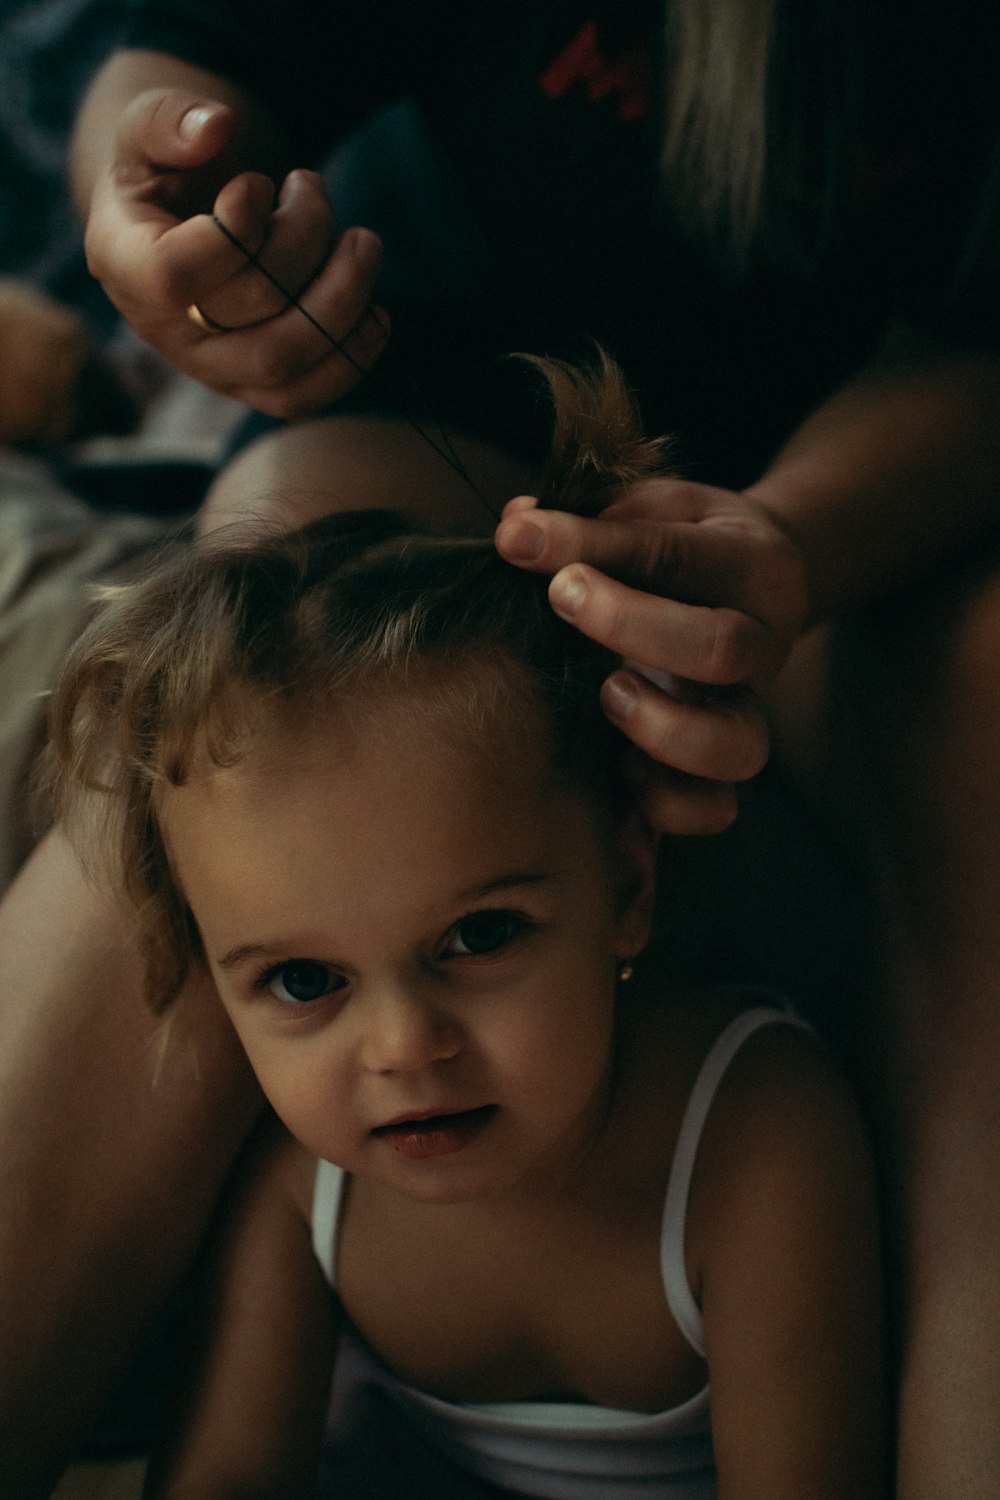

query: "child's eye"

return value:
[258, 960, 345, 1005]
[444, 910, 527, 959]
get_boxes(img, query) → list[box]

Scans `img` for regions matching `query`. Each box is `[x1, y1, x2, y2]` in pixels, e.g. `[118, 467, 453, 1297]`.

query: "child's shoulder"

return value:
[691, 989, 863, 1157]
[672, 991, 877, 1303]
[613, 985, 829, 1193]
[635, 982, 848, 1120]
[674, 987, 869, 1186]
[625, 983, 821, 1123]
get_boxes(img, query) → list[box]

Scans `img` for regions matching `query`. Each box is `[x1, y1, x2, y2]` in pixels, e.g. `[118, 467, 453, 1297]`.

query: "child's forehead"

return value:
[249, 673, 552, 787]
[161, 666, 546, 819]
[161, 678, 611, 903]
[225, 659, 543, 769]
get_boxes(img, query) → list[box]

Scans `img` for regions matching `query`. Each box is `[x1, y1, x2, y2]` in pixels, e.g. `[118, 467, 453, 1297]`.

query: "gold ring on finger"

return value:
[186, 302, 238, 334]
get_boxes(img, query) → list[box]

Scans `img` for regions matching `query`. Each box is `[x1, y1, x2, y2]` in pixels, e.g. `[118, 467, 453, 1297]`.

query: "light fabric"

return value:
[312, 1002, 808, 1498]
[0, 453, 168, 892]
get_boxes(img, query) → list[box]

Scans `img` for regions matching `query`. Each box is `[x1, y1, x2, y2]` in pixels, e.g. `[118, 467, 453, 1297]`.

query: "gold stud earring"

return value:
[617, 961, 635, 983]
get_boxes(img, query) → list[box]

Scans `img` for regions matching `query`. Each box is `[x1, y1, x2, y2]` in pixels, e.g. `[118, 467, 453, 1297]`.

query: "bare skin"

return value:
[197, 412, 535, 539]
[0, 419, 532, 1496]
[210, 402, 1000, 1500]
[72, 54, 388, 416]
[491, 355, 1000, 1497]
[3, 360, 998, 1490]
[815, 563, 1000, 1500]
[0, 35, 989, 1497]
[0, 829, 259, 1493]
[136, 694, 882, 1497]
[494, 329, 1000, 831]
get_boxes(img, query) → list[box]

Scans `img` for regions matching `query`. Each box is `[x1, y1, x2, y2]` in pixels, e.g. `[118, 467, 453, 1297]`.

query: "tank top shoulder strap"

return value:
[659, 1000, 813, 1357]
[311, 1156, 348, 1285]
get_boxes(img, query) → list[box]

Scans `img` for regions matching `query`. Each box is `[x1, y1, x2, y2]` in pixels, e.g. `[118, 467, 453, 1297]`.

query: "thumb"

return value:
[116, 87, 233, 174]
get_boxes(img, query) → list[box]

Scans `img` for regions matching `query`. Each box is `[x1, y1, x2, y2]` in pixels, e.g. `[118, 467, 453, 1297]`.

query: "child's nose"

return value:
[358, 985, 463, 1075]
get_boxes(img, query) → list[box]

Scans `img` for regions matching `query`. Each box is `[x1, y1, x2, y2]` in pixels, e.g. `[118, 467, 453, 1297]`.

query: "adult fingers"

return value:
[114, 88, 235, 192]
[193, 169, 339, 328]
[222, 309, 389, 416]
[500, 494, 540, 518]
[547, 564, 782, 684]
[601, 669, 771, 783]
[132, 173, 277, 308]
[86, 93, 258, 314]
[188, 239, 389, 417]
[624, 752, 741, 836]
[495, 506, 805, 627]
[269, 221, 385, 362]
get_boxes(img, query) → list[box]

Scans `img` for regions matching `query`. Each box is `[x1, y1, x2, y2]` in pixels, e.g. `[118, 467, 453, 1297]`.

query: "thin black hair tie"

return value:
[208, 211, 499, 521]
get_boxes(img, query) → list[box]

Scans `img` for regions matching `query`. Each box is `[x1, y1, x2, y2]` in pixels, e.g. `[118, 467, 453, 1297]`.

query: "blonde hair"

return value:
[660, 0, 862, 271]
[44, 353, 668, 1011]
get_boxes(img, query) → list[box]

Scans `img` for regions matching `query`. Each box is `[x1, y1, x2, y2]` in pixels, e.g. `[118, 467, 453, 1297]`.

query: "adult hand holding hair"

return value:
[71, 51, 387, 417]
[497, 323, 1000, 838]
[495, 480, 806, 835]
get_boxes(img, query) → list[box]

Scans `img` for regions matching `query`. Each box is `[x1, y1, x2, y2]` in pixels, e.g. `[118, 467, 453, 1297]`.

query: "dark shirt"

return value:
[123, 0, 1000, 483]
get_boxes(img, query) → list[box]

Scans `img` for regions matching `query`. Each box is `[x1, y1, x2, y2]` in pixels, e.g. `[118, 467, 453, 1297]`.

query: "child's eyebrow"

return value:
[457, 871, 551, 902]
[217, 942, 284, 971]
[214, 875, 551, 971]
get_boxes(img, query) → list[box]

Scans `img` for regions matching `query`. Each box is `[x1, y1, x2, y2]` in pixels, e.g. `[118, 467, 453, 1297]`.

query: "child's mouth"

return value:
[372, 1104, 498, 1159]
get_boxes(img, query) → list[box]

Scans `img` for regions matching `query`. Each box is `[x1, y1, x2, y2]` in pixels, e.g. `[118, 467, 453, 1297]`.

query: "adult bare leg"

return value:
[199, 413, 536, 538]
[870, 563, 1000, 1499]
[772, 554, 1000, 1499]
[0, 829, 260, 1496]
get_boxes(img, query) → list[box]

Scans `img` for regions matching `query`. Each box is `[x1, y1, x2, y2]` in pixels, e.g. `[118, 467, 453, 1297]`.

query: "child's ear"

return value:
[611, 809, 660, 960]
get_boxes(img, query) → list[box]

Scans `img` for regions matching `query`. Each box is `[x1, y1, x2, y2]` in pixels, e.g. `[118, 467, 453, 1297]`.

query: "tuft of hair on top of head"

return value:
[521, 348, 672, 518]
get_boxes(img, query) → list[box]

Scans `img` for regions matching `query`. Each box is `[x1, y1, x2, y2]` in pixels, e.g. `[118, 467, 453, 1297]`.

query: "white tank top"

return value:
[311, 1002, 808, 1499]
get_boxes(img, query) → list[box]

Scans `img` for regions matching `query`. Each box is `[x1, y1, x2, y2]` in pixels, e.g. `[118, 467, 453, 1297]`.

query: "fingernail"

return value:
[549, 567, 588, 617]
[601, 671, 639, 721]
[349, 228, 382, 274]
[179, 105, 218, 139]
[284, 167, 323, 192]
[246, 173, 276, 214]
[625, 660, 682, 698]
[498, 519, 545, 561]
[501, 494, 540, 518]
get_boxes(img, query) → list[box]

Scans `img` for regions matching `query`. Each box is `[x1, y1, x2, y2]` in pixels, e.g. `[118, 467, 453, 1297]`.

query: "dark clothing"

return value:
[124, 0, 1000, 483]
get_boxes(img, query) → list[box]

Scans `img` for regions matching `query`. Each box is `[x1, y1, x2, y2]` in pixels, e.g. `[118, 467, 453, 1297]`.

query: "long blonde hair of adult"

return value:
[660, 0, 862, 272]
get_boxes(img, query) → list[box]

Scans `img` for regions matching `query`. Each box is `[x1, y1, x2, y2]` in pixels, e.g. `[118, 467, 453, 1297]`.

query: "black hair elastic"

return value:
[209, 212, 498, 520]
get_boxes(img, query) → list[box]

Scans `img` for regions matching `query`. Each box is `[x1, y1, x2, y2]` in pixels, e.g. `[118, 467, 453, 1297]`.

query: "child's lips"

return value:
[371, 1104, 498, 1159]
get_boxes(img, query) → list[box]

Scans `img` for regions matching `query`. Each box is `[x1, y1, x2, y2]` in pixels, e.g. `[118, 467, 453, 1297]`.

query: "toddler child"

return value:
[45, 359, 886, 1499]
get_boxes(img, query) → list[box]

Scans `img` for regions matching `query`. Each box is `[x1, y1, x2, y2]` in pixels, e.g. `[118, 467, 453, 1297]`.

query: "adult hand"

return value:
[494, 480, 810, 834]
[83, 88, 388, 417]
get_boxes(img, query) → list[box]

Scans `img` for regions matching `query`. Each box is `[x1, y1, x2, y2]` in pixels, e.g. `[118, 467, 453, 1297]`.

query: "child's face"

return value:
[160, 688, 654, 1205]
